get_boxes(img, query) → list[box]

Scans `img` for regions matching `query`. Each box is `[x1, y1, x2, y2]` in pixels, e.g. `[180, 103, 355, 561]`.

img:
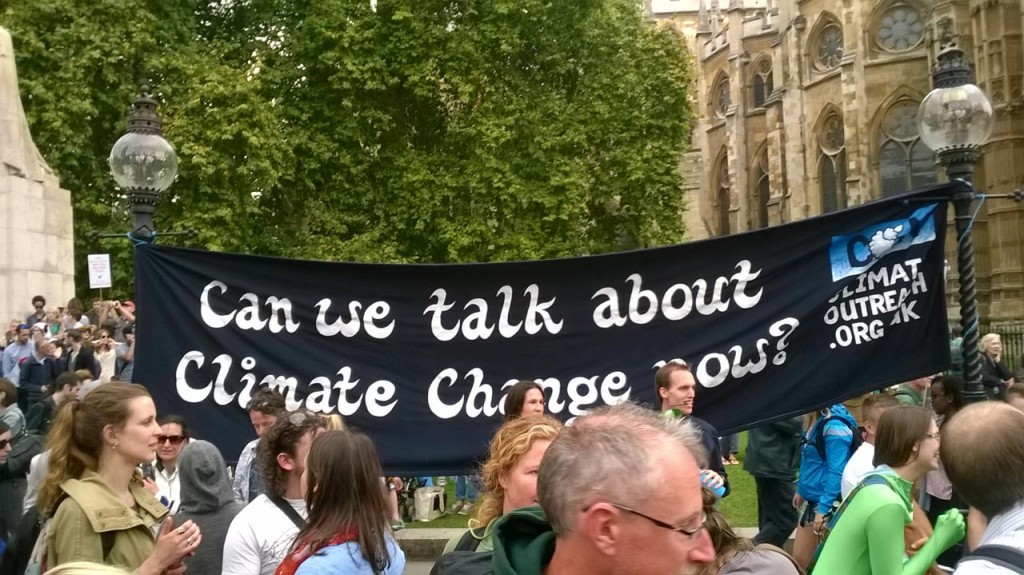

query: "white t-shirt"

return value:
[840, 442, 875, 500]
[223, 494, 307, 575]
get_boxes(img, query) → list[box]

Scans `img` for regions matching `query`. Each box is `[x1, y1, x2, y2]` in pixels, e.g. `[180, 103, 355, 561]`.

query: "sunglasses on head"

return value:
[158, 435, 186, 446]
[288, 411, 323, 426]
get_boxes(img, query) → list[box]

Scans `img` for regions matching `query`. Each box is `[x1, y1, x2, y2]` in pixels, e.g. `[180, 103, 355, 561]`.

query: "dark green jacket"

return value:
[491, 506, 555, 575]
[743, 416, 804, 480]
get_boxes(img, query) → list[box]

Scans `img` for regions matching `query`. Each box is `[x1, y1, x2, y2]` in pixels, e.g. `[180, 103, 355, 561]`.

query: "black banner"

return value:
[135, 185, 953, 474]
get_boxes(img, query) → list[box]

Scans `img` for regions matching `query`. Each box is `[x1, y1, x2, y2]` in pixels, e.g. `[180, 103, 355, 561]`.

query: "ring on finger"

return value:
[177, 527, 185, 535]
[186, 537, 194, 546]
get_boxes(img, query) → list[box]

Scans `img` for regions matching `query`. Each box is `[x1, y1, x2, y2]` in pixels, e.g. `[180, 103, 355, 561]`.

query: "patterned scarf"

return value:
[274, 526, 359, 575]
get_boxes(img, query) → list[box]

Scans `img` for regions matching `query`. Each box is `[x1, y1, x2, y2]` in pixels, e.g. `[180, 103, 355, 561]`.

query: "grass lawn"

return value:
[407, 432, 760, 529]
[716, 432, 758, 528]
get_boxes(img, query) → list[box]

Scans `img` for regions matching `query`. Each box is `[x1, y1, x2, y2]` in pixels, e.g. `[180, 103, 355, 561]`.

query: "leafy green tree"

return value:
[2, 0, 693, 297]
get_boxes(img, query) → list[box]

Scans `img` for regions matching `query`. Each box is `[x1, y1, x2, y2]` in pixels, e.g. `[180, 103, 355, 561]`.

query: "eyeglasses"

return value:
[604, 503, 707, 538]
[158, 435, 187, 446]
[0, 438, 11, 450]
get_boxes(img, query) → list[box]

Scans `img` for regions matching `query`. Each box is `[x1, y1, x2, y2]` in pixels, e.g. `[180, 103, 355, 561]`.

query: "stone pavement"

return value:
[404, 561, 434, 575]
[395, 527, 765, 561]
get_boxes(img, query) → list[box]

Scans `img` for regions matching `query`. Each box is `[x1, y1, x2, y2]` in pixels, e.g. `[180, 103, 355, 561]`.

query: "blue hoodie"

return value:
[796, 404, 858, 516]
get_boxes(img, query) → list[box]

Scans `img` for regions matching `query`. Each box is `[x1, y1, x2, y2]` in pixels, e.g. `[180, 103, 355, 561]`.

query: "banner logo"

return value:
[828, 203, 938, 282]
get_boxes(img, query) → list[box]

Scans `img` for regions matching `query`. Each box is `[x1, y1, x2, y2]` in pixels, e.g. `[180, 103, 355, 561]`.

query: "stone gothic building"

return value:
[648, 0, 1024, 323]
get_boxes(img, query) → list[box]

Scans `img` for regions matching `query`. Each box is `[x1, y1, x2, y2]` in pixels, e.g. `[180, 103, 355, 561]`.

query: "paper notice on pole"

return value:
[88, 254, 112, 289]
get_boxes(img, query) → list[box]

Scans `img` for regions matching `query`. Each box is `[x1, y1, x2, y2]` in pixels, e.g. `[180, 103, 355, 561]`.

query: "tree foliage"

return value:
[2, 0, 693, 296]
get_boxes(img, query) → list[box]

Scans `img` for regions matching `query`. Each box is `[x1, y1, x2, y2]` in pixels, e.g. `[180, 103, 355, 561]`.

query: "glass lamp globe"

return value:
[916, 84, 994, 152]
[108, 131, 178, 191]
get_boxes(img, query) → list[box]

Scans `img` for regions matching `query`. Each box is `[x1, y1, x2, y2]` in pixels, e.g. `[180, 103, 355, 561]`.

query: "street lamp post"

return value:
[916, 31, 994, 404]
[108, 86, 178, 242]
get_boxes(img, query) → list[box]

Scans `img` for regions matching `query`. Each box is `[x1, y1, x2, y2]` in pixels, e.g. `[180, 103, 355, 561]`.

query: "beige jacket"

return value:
[47, 469, 169, 571]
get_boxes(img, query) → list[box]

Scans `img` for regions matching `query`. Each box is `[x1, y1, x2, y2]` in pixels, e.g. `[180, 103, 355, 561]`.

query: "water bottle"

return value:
[701, 469, 726, 498]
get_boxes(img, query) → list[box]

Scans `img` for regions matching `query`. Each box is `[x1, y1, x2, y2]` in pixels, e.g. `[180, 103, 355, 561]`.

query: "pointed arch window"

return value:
[819, 113, 847, 213]
[711, 74, 732, 119]
[813, 21, 844, 71]
[751, 56, 774, 108]
[878, 100, 938, 197]
[716, 153, 731, 235]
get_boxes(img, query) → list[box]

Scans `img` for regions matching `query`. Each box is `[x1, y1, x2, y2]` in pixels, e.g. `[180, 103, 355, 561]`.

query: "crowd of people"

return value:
[2, 290, 1024, 575]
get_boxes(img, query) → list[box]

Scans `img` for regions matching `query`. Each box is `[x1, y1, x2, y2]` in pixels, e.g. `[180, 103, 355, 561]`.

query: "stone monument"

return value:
[0, 26, 75, 326]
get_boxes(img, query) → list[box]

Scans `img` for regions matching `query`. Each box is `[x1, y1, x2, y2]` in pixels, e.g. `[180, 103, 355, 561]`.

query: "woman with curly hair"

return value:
[442, 414, 562, 553]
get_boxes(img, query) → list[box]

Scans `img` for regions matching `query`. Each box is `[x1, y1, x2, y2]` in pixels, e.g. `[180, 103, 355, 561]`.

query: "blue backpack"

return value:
[809, 414, 863, 461]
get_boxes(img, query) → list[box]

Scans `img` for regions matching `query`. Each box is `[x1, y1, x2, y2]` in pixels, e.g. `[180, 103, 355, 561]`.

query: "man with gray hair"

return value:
[484, 402, 716, 575]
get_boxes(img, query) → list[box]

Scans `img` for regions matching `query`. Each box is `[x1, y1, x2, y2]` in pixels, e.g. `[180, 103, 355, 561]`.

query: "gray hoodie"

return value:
[175, 440, 244, 575]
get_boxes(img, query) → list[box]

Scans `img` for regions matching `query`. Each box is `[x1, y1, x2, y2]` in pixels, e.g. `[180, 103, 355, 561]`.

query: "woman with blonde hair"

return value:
[980, 333, 1014, 399]
[325, 414, 344, 431]
[37, 382, 201, 574]
[442, 414, 562, 553]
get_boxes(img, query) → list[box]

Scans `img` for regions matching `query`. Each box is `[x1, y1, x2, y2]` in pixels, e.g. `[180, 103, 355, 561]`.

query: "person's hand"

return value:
[701, 469, 725, 490]
[907, 535, 928, 555]
[142, 477, 159, 495]
[932, 508, 966, 550]
[813, 513, 827, 535]
[164, 563, 188, 575]
[147, 518, 202, 572]
[792, 493, 804, 508]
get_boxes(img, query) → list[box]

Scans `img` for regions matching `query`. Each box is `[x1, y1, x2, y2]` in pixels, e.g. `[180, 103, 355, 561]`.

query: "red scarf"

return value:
[274, 527, 359, 575]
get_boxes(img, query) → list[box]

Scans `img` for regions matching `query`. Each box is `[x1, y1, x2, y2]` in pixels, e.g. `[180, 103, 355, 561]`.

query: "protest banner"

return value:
[135, 184, 953, 473]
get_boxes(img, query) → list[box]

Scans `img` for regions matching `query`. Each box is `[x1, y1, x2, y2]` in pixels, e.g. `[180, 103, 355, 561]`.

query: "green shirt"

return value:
[814, 473, 955, 575]
[894, 383, 924, 406]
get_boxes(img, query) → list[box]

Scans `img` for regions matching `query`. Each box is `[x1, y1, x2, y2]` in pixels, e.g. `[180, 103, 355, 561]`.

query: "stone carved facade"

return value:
[649, 0, 1024, 322]
[0, 27, 75, 324]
